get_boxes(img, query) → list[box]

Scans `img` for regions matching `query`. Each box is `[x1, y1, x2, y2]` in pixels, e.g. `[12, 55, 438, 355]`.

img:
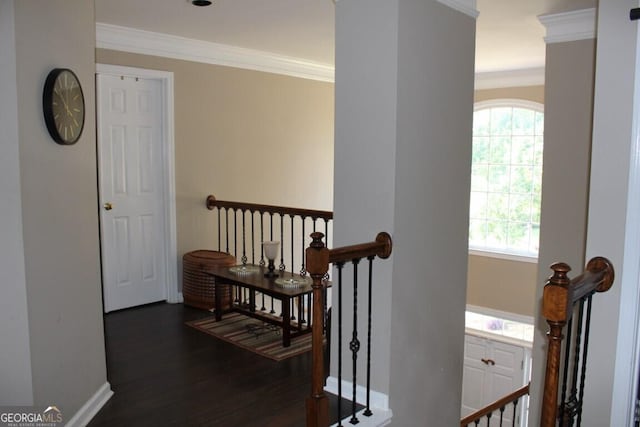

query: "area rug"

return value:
[186, 312, 313, 361]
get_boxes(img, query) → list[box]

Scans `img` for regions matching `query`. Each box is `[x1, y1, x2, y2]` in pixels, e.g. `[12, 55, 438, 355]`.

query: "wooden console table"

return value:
[204, 265, 326, 347]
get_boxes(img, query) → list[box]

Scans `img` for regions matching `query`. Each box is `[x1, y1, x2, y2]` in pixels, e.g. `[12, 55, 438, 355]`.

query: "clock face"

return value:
[43, 68, 85, 145]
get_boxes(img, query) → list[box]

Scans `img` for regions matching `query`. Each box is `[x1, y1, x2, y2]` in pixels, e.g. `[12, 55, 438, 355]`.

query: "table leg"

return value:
[282, 297, 291, 347]
[214, 281, 222, 321]
[249, 289, 256, 313]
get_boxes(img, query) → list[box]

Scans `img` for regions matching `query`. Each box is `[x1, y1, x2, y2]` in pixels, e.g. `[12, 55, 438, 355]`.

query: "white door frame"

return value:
[613, 17, 640, 425]
[96, 63, 179, 304]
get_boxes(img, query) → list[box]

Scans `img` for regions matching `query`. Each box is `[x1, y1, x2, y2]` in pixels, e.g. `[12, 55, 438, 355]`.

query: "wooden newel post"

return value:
[306, 232, 330, 427]
[540, 262, 572, 427]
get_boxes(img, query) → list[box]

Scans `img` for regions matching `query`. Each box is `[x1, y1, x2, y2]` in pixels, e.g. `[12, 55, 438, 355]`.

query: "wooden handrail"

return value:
[540, 256, 615, 427]
[328, 232, 392, 263]
[305, 231, 393, 427]
[460, 383, 530, 426]
[206, 195, 333, 221]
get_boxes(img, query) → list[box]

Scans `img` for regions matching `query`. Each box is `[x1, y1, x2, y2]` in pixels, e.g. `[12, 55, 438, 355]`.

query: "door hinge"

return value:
[634, 398, 640, 423]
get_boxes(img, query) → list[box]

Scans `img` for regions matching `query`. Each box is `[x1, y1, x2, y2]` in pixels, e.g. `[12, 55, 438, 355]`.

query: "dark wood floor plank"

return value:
[88, 302, 352, 427]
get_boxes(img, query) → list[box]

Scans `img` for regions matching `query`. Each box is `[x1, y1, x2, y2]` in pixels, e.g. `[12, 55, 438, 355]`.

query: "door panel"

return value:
[462, 334, 527, 426]
[98, 73, 167, 312]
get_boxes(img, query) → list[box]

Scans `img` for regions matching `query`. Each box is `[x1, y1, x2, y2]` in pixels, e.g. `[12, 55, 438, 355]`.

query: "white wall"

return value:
[333, 0, 398, 396]
[583, 1, 640, 425]
[334, 0, 475, 424]
[390, 2, 475, 423]
[0, 0, 33, 405]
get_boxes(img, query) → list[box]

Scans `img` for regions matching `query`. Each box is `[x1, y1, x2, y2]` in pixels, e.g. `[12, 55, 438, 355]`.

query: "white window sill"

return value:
[469, 248, 538, 263]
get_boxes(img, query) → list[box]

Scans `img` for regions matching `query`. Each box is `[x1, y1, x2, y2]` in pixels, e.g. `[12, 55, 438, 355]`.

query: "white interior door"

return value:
[97, 73, 167, 312]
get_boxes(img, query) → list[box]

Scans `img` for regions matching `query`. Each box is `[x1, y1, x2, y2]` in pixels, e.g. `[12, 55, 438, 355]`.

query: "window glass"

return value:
[469, 101, 544, 258]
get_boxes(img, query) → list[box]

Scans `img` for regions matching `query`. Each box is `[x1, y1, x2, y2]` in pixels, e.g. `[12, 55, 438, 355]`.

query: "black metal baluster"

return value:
[363, 256, 375, 417]
[511, 397, 519, 427]
[251, 210, 255, 265]
[349, 259, 361, 425]
[279, 214, 285, 271]
[233, 208, 238, 260]
[486, 412, 491, 427]
[241, 209, 247, 265]
[224, 208, 230, 255]
[323, 218, 330, 281]
[248, 210, 265, 311]
[217, 208, 221, 251]
[336, 262, 344, 427]
[290, 215, 295, 274]
[559, 316, 574, 422]
[259, 212, 266, 266]
[498, 406, 504, 426]
[566, 299, 586, 426]
[305, 293, 311, 327]
[300, 217, 307, 276]
[269, 213, 275, 314]
[325, 219, 329, 247]
[576, 294, 594, 427]
[289, 215, 296, 321]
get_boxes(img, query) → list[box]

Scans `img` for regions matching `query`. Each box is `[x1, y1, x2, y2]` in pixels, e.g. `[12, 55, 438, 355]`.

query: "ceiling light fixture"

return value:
[192, 0, 212, 6]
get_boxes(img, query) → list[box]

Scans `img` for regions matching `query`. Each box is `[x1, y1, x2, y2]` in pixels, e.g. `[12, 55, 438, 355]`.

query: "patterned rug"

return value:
[186, 312, 313, 361]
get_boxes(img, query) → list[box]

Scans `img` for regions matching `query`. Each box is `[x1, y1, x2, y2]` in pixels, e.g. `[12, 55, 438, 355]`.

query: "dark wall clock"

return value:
[42, 68, 85, 145]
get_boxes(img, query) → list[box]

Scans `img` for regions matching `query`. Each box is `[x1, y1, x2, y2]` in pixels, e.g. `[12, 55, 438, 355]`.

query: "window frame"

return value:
[469, 98, 544, 260]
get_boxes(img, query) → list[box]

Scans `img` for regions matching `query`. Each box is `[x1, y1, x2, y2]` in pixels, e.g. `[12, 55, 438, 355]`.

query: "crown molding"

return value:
[96, 23, 335, 83]
[98, 22, 543, 89]
[436, 0, 479, 19]
[475, 67, 545, 90]
[538, 8, 596, 43]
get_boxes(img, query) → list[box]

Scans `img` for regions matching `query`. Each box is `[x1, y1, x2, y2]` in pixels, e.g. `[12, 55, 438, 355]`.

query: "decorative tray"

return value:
[229, 265, 260, 275]
[275, 276, 312, 288]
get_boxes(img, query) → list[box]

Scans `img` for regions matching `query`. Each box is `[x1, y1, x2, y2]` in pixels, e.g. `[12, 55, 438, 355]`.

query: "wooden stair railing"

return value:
[206, 194, 333, 273]
[306, 231, 393, 427]
[460, 383, 530, 427]
[540, 257, 615, 427]
[205, 195, 333, 316]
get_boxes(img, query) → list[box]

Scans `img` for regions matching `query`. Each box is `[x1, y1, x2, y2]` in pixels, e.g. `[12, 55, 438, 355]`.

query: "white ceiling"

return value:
[95, 0, 596, 74]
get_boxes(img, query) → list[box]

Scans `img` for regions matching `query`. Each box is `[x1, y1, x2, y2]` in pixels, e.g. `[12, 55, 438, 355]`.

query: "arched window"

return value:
[469, 100, 544, 258]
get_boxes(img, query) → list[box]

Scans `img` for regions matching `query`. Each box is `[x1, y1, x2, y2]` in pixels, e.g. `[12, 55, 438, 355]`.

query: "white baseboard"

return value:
[64, 382, 113, 427]
[330, 407, 393, 427]
[324, 376, 392, 426]
[175, 291, 184, 303]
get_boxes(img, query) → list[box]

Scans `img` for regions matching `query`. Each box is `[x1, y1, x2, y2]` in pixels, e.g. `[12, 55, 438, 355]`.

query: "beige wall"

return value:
[466, 85, 544, 318]
[8, 0, 108, 413]
[528, 38, 596, 426]
[467, 256, 538, 316]
[96, 49, 335, 287]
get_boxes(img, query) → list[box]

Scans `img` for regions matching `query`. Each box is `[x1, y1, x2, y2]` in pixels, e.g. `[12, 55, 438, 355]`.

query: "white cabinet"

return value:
[461, 334, 529, 426]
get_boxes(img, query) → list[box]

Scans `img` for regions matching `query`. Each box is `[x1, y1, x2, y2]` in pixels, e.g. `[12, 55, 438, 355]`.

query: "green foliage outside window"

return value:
[469, 103, 544, 257]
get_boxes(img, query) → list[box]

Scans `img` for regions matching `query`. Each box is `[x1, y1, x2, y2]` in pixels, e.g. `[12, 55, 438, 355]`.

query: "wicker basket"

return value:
[183, 250, 236, 311]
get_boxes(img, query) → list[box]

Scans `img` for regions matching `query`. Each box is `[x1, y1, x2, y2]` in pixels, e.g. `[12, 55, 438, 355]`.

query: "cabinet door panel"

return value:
[462, 335, 527, 426]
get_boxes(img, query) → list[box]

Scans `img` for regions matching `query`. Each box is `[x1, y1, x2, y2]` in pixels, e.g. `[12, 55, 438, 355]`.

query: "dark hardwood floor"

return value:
[88, 302, 344, 427]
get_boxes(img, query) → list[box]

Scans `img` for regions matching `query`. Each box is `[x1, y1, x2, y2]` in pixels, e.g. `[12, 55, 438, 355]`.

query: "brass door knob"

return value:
[104, 202, 113, 211]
